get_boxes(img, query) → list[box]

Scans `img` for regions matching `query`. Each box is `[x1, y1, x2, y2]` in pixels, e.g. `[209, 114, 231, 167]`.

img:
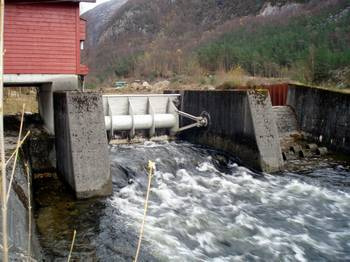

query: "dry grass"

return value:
[4, 88, 38, 115]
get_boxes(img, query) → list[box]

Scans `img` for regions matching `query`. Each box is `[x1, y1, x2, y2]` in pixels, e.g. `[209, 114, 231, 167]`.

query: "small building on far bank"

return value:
[3, 0, 94, 133]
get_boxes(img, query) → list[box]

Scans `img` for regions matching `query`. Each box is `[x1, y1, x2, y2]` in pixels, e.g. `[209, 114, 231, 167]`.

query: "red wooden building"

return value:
[4, 0, 92, 75]
[3, 0, 94, 133]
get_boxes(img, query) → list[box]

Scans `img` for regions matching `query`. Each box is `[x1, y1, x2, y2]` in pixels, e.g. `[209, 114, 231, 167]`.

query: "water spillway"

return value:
[35, 141, 350, 261]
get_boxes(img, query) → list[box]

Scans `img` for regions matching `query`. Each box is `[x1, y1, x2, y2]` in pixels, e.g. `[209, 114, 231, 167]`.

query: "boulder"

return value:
[142, 81, 152, 89]
[153, 80, 170, 90]
[130, 82, 143, 90]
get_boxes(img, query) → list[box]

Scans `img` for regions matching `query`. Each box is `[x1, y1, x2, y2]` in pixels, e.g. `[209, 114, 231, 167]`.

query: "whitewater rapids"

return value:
[108, 141, 350, 261]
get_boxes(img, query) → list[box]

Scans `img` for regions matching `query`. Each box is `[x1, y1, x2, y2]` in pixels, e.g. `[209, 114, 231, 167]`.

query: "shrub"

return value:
[217, 79, 243, 90]
[114, 56, 135, 77]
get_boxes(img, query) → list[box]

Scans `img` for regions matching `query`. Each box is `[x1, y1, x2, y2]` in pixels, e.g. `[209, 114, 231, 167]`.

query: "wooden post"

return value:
[0, 0, 9, 260]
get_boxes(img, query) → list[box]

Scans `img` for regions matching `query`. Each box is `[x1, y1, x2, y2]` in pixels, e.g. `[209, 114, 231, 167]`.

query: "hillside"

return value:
[83, 0, 128, 50]
[83, 0, 350, 88]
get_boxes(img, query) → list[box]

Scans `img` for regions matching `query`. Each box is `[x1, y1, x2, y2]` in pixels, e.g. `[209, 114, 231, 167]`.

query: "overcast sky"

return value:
[80, 0, 110, 14]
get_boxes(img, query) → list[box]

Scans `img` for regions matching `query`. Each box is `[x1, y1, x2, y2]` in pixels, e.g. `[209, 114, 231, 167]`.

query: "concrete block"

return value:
[179, 90, 284, 173]
[54, 91, 112, 199]
[247, 90, 284, 172]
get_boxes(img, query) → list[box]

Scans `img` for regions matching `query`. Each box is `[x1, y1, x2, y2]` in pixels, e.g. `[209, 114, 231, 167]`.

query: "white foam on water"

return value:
[197, 162, 217, 172]
[109, 142, 350, 261]
[291, 243, 307, 262]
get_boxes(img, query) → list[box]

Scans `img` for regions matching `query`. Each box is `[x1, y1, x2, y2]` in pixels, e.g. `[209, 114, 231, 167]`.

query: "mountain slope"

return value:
[83, 0, 349, 87]
[197, 1, 350, 83]
[84, 0, 128, 49]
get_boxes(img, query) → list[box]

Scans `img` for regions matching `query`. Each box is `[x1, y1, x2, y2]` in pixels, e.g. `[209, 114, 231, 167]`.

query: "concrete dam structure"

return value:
[2, 84, 350, 260]
[52, 88, 277, 198]
[50, 85, 350, 199]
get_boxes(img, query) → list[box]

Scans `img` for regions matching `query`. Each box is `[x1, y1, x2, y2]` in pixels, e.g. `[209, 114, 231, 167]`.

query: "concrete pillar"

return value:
[38, 76, 80, 134]
[53, 91, 112, 199]
[38, 84, 54, 133]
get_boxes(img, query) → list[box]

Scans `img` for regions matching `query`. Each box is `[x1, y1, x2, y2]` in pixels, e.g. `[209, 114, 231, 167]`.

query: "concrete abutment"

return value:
[53, 91, 112, 199]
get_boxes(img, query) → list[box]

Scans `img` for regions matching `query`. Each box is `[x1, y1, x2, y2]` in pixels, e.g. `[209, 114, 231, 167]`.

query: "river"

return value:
[35, 141, 350, 261]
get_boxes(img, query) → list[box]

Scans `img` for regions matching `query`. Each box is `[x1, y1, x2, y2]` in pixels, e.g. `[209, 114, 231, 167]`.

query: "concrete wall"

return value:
[0, 157, 43, 260]
[287, 85, 350, 154]
[179, 90, 283, 173]
[53, 91, 112, 199]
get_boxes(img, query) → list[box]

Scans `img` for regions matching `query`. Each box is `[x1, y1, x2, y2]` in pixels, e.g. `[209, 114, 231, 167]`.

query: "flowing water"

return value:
[35, 141, 350, 261]
[108, 141, 350, 261]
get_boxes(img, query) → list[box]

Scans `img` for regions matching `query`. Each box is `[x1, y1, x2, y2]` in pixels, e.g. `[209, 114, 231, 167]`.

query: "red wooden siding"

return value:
[4, 2, 88, 75]
[262, 84, 289, 106]
[79, 18, 86, 39]
[78, 18, 88, 74]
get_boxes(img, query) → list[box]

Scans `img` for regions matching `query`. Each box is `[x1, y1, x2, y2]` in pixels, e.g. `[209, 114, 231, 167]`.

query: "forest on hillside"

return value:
[197, 2, 350, 85]
[84, 0, 350, 88]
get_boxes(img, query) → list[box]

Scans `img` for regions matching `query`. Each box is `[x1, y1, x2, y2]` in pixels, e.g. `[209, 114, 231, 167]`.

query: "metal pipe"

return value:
[103, 94, 180, 98]
[105, 114, 176, 131]
[103, 95, 209, 136]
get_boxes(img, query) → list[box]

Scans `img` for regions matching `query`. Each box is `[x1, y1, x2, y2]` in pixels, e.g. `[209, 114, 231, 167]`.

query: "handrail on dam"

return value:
[102, 94, 208, 138]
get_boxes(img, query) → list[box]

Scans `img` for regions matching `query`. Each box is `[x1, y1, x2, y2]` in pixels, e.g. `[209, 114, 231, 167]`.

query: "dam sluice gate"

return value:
[102, 94, 209, 139]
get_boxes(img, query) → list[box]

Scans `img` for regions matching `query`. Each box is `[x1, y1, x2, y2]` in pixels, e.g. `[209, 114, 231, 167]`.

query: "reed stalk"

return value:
[5, 131, 30, 167]
[0, 0, 8, 259]
[5, 104, 25, 204]
[67, 230, 77, 262]
[24, 161, 32, 262]
[134, 160, 155, 262]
